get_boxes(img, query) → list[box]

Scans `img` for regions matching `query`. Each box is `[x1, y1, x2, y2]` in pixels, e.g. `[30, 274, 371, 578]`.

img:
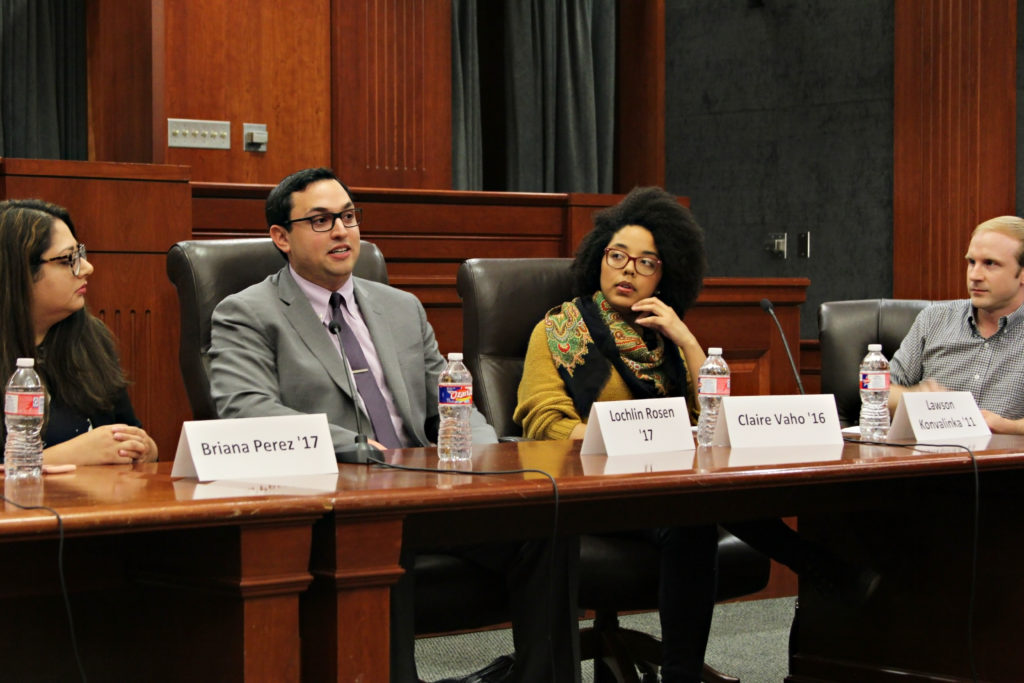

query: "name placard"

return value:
[716, 394, 843, 448]
[580, 397, 694, 456]
[171, 414, 337, 482]
[888, 391, 990, 442]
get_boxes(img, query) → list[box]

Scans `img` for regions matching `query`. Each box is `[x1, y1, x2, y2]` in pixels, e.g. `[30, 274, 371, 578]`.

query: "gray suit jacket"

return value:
[209, 266, 497, 452]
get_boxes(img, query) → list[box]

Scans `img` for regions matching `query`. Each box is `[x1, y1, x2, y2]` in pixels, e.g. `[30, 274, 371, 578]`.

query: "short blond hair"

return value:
[972, 216, 1024, 267]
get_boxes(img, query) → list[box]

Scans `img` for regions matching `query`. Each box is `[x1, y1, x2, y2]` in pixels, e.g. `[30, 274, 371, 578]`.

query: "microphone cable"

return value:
[0, 493, 87, 683]
[844, 436, 979, 683]
[365, 454, 564, 678]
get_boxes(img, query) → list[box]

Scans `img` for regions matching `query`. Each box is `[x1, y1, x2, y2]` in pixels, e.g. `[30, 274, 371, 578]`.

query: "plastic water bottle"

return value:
[438, 352, 473, 462]
[858, 344, 890, 441]
[4, 358, 46, 479]
[696, 348, 730, 447]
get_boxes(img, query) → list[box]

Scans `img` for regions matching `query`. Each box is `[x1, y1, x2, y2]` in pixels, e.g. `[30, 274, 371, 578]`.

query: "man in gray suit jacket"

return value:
[208, 180, 493, 452]
[208, 168, 579, 683]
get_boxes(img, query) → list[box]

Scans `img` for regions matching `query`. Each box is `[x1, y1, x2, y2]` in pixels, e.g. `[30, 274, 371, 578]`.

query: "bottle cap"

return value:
[15, 358, 34, 368]
[448, 352, 463, 361]
[867, 343, 882, 352]
[708, 347, 723, 355]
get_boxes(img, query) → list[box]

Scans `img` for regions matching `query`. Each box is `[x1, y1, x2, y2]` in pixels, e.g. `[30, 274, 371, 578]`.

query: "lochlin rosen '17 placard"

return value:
[581, 397, 693, 456]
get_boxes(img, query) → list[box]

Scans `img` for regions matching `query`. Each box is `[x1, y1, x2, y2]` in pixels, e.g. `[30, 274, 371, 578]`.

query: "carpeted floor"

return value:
[416, 596, 796, 682]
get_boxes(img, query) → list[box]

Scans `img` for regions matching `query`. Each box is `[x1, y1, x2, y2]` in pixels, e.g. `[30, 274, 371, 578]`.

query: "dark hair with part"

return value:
[571, 186, 707, 317]
[265, 167, 353, 229]
[0, 199, 128, 415]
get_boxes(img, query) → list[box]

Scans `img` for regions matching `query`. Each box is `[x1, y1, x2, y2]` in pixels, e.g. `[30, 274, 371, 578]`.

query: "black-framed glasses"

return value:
[38, 243, 87, 276]
[285, 208, 362, 232]
[603, 247, 661, 276]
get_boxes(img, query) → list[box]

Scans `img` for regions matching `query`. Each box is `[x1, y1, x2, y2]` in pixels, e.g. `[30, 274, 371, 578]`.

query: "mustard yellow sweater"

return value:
[514, 319, 700, 440]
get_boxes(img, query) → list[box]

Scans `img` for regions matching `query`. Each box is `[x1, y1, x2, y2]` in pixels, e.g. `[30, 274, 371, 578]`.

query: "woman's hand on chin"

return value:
[631, 297, 698, 349]
[45, 424, 157, 466]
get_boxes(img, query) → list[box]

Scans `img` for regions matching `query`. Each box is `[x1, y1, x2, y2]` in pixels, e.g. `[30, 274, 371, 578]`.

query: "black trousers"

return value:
[390, 537, 581, 683]
[722, 517, 809, 573]
[611, 525, 719, 683]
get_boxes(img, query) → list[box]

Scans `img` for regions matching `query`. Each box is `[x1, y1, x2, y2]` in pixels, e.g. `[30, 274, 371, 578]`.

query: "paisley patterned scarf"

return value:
[542, 291, 687, 418]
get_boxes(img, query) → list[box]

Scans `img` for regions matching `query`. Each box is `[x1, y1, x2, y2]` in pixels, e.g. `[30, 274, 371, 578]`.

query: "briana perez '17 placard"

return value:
[580, 397, 694, 456]
[172, 413, 337, 482]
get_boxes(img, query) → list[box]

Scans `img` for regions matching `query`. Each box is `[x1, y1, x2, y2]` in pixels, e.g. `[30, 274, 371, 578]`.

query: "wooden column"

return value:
[331, 0, 453, 189]
[0, 159, 191, 456]
[893, 0, 1016, 300]
[616, 0, 666, 191]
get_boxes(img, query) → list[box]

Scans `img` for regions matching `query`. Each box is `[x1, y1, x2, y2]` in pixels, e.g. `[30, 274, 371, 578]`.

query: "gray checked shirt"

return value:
[890, 299, 1024, 419]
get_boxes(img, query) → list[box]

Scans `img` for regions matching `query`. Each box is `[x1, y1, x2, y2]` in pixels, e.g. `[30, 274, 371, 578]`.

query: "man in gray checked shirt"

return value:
[888, 216, 1024, 434]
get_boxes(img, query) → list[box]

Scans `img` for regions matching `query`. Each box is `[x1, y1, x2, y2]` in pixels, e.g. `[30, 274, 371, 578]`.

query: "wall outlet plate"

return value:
[167, 118, 230, 149]
[798, 232, 810, 258]
[243, 123, 268, 152]
[765, 232, 788, 259]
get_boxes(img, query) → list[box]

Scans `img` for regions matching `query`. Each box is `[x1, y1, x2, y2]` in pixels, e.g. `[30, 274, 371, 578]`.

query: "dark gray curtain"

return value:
[452, 0, 482, 190]
[504, 0, 615, 193]
[0, 0, 87, 160]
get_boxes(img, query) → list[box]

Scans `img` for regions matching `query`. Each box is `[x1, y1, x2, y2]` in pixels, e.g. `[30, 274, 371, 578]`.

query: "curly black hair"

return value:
[571, 186, 707, 317]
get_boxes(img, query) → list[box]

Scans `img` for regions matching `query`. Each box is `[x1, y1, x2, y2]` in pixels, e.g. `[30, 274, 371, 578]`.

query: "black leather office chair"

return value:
[165, 238, 510, 639]
[458, 257, 772, 683]
[818, 298, 933, 426]
[167, 237, 387, 420]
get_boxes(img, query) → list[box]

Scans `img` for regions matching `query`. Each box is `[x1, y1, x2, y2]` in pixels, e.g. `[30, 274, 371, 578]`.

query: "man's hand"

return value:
[981, 410, 1024, 435]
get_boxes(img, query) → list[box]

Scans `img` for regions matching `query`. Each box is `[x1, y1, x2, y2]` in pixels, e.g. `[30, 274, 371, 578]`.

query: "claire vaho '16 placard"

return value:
[716, 395, 843, 448]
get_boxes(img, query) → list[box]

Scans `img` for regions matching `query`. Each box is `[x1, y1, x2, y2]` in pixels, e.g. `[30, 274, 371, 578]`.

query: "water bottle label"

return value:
[859, 371, 890, 391]
[439, 384, 472, 405]
[698, 375, 730, 397]
[5, 392, 44, 417]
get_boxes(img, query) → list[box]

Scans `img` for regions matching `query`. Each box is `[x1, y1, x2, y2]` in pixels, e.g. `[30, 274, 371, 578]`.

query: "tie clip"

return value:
[352, 368, 370, 374]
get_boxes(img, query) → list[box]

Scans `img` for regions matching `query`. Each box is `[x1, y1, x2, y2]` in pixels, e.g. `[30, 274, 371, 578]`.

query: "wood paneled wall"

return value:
[86, 0, 155, 163]
[332, 0, 452, 188]
[0, 159, 192, 459]
[893, 0, 1017, 300]
[88, 0, 335, 183]
[85, 0, 666, 193]
[617, 0, 665, 189]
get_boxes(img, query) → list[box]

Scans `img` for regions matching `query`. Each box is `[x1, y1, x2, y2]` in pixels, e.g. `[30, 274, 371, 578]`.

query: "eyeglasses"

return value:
[603, 247, 661, 276]
[284, 208, 362, 232]
[38, 243, 87, 276]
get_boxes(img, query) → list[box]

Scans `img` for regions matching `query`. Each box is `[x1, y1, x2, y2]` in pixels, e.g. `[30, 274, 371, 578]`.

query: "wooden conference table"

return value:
[0, 436, 1021, 682]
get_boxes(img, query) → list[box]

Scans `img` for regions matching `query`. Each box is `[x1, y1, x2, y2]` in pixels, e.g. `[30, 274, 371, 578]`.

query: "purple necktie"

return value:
[328, 293, 403, 448]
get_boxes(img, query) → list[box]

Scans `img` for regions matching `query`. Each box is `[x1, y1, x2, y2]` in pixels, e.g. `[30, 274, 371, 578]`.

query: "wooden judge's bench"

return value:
[0, 158, 810, 460]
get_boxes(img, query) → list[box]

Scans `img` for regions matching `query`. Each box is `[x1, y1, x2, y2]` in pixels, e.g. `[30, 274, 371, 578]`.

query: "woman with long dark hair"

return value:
[0, 199, 156, 464]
